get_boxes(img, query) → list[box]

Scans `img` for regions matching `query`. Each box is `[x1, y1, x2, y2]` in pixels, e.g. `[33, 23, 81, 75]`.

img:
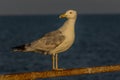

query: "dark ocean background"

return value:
[0, 14, 120, 80]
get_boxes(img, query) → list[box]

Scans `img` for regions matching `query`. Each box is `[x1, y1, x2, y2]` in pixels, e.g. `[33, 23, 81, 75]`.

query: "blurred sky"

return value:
[0, 0, 120, 15]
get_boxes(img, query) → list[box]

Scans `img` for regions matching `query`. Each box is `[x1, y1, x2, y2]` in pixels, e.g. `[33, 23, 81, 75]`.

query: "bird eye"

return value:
[69, 12, 72, 14]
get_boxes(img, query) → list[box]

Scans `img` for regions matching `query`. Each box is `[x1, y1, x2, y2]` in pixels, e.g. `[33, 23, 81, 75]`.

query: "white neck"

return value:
[59, 18, 76, 33]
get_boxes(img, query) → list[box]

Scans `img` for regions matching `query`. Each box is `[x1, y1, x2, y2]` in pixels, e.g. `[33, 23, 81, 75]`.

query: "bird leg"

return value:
[52, 54, 63, 70]
[52, 54, 55, 70]
[55, 54, 58, 69]
[54, 54, 63, 70]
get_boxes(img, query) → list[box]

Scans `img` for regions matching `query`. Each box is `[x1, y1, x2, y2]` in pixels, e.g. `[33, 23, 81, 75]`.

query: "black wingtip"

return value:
[12, 44, 26, 52]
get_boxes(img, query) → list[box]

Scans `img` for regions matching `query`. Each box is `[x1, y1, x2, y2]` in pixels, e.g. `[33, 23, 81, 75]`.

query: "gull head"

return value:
[59, 10, 77, 19]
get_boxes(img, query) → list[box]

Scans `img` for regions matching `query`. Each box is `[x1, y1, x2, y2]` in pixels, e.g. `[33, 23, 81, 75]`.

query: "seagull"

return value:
[12, 10, 77, 70]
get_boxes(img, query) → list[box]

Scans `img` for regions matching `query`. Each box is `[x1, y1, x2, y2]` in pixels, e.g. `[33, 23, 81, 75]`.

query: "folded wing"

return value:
[12, 30, 65, 54]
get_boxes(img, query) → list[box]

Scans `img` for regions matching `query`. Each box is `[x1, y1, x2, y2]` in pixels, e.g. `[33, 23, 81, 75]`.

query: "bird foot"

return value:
[53, 68, 64, 71]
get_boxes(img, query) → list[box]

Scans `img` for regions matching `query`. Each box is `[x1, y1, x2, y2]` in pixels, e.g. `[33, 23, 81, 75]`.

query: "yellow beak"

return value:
[59, 13, 67, 18]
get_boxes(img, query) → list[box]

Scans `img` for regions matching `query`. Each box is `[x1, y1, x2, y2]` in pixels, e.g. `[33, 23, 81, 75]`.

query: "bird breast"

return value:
[49, 28, 75, 54]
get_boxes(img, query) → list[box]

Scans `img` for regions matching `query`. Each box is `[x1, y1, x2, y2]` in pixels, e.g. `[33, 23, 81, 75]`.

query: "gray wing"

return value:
[26, 30, 65, 53]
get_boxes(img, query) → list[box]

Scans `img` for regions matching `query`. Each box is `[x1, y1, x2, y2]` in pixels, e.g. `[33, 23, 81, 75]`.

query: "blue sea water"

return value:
[0, 14, 120, 80]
